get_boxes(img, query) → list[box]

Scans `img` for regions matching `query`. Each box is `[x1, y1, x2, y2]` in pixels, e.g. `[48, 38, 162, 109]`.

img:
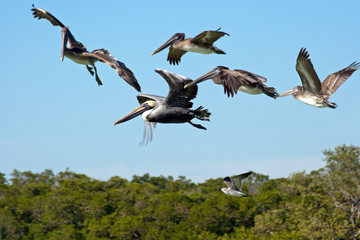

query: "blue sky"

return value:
[1, 0, 359, 182]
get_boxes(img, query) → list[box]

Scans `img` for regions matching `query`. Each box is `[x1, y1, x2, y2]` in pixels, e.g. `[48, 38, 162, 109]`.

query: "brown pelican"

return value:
[221, 171, 253, 197]
[278, 48, 359, 108]
[113, 69, 211, 145]
[151, 29, 229, 65]
[31, 6, 141, 91]
[185, 66, 278, 98]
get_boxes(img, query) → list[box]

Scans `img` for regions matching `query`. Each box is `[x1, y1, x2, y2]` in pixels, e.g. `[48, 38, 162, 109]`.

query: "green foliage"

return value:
[1, 145, 360, 239]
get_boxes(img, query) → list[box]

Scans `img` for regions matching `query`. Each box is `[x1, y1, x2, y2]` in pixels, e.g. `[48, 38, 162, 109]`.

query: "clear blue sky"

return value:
[1, 0, 359, 182]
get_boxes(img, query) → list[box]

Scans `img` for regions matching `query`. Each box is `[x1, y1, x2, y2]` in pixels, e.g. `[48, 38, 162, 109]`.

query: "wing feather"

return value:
[83, 49, 141, 92]
[191, 30, 229, 45]
[31, 6, 65, 28]
[296, 48, 322, 93]
[167, 47, 187, 65]
[230, 171, 253, 191]
[321, 61, 360, 99]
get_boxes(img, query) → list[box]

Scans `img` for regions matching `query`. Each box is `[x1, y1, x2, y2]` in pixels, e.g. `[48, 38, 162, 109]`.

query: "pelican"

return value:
[151, 29, 229, 65]
[185, 66, 278, 98]
[31, 6, 141, 91]
[113, 69, 211, 145]
[221, 171, 253, 197]
[278, 48, 359, 108]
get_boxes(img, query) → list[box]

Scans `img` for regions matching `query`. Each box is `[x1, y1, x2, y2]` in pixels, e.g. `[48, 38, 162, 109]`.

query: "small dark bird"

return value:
[221, 171, 253, 197]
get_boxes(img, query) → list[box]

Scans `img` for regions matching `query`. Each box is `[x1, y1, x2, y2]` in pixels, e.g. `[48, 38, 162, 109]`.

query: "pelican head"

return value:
[185, 66, 226, 88]
[113, 100, 156, 126]
[277, 86, 303, 97]
[151, 33, 185, 56]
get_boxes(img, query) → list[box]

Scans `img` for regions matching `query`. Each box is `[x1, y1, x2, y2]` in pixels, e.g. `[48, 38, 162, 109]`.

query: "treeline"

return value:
[1, 145, 360, 239]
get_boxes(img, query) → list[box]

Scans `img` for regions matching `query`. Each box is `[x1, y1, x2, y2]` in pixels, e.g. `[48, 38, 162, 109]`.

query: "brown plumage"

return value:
[186, 66, 277, 98]
[278, 48, 359, 108]
[151, 30, 229, 65]
[31, 6, 141, 91]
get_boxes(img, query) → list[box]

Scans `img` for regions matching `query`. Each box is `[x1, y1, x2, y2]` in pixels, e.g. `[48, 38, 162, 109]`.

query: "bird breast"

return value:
[295, 93, 326, 108]
[65, 53, 96, 66]
[238, 86, 263, 95]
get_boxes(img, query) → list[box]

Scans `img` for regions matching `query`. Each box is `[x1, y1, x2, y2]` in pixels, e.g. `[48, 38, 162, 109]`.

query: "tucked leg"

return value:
[86, 65, 94, 76]
[93, 65, 103, 86]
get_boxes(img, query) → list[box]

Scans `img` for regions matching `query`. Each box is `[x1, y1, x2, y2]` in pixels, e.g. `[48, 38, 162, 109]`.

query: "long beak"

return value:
[277, 87, 298, 97]
[60, 28, 68, 62]
[151, 35, 179, 56]
[113, 104, 151, 126]
[184, 69, 219, 88]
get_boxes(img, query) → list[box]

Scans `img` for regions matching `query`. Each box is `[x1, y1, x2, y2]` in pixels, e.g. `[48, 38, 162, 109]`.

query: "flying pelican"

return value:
[31, 6, 141, 91]
[185, 66, 278, 98]
[113, 69, 211, 145]
[221, 171, 253, 197]
[278, 48, 359, 108]
[151, 29, 229, 65]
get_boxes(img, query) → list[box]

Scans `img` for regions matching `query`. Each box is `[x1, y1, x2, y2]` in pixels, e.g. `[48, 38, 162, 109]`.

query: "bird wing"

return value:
[230, 171, 253, 191]
[191, 30, 229, 45]
[215, 69, 244, 97]
[295, 48, 322, 94]
[223, 177, 232, 188]
[155, 69, 197, 108]
[321, 61, 360, 99]
[137, 94, 165, 105]
[167, 46, 187, 65]
[215, 69, 267, 97]
[233, 69, 267, 83]
[166, 76, 198, 108]
[82, 49, 141, 92]
[31, 6, 65, 28]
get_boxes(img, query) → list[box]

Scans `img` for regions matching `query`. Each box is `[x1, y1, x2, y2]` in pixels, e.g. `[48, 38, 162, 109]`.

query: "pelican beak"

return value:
[60, 28, 68, 62]
[151, 34, 180, 56]
[184, 69, 219, 88]
[113, 103, 153, 126]
[277, 87, 298, 97]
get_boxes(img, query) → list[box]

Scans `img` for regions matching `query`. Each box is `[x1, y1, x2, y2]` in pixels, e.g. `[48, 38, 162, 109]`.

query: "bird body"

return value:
[221, 171, 253, 197]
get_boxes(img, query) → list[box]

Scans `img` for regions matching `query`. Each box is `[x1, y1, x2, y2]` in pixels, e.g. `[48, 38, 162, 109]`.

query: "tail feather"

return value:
[192, 106, 211, 120]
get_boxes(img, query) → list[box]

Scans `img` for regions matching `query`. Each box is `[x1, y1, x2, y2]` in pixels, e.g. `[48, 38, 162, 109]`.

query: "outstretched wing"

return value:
[191, 30, 229, 45]
[321, 61, 360, 99]
[154, 69, 198, 108]
[31, 6, 65, 28]
[167, 46, 187, 65]
[230, 171, 253, 191]
[296, 48, 322, 94]
[82, 49, 141, 92]
[223, 176, 232, 188]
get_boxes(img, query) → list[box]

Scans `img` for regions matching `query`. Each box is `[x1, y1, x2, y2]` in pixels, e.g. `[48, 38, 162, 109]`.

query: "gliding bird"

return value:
[278, 48, 359, 108]
[151, 30, 229, 65]
[185, 66, 278, 98]
[31, 6, 141, 91]
[221, 171, 253, 197]
[113, 69, 211, 146]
